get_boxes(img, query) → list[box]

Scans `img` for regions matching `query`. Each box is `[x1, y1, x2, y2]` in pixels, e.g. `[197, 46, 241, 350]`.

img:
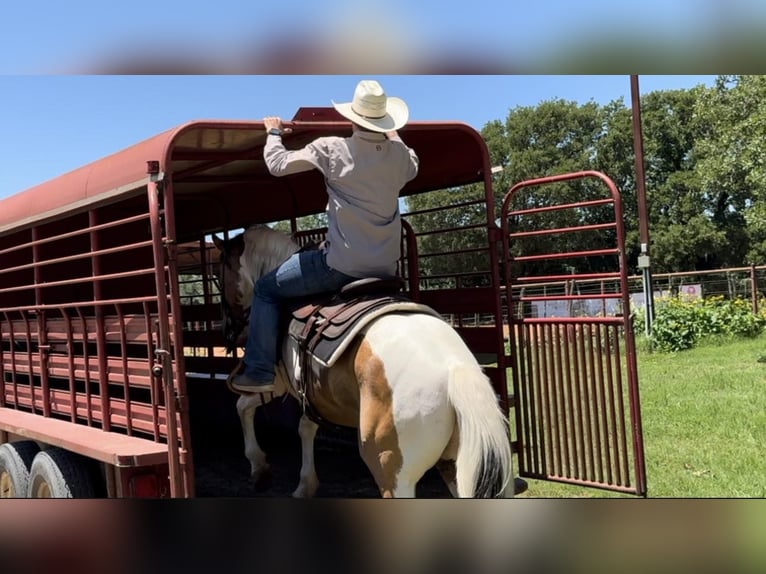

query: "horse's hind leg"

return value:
[435, 459, 459, 498]
[236, 394, 270, 484]
[292, 414, 320, 498]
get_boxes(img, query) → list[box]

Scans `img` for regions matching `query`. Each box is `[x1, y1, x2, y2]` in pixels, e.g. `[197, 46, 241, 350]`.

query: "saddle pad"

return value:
[288, 299, 442, 369]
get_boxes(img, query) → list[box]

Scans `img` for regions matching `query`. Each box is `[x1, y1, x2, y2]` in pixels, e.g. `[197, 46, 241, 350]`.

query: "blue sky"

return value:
[0, 75, 717, 200]
[1, 1, 764, 73]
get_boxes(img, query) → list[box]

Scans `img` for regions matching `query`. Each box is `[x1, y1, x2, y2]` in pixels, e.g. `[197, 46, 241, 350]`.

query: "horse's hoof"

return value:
[514, 477, 529, 495]
[292, 482, 319, 498]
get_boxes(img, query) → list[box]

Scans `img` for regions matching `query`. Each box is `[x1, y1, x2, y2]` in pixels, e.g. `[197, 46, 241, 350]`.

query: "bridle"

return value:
[214, 231, 317, 354]
[214, 238, 250, 354]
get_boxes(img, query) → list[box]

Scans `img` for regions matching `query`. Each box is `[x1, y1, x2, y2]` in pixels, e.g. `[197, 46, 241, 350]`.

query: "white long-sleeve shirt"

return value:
[263, 130, 419, 278]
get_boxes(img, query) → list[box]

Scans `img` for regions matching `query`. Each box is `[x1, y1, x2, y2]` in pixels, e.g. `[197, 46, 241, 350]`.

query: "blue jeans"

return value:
[243, 248, 356, 381]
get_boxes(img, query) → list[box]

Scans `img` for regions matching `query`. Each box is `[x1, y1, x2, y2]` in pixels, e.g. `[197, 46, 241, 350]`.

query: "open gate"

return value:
[501, 171, 647, 496]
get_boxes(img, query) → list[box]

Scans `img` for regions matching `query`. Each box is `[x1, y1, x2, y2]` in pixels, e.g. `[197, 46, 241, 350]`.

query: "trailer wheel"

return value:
[27, 448, 96, 498]
[0, 441, 41, 498]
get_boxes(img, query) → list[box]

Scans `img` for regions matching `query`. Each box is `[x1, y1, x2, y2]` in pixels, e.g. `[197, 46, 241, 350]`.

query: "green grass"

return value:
[517, 333, 766, 498]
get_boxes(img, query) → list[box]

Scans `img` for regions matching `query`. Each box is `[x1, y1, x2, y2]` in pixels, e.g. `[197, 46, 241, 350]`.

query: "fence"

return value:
[636, 265, 765, 315]
[452, 265, 765, 326]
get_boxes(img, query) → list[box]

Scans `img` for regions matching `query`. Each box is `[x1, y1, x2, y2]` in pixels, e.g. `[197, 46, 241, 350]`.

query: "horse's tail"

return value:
[447, 364, 513, 498]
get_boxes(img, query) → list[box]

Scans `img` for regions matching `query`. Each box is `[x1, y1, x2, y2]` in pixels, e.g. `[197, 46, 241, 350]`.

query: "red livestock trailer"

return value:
[0, 108, 646, 497]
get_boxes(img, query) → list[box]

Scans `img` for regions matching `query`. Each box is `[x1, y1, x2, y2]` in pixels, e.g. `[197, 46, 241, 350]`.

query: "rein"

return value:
[217, 237, 250, 354]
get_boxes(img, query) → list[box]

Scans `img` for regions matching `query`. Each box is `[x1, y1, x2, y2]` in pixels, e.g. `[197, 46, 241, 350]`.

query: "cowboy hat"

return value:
[332, 80, 409, 133]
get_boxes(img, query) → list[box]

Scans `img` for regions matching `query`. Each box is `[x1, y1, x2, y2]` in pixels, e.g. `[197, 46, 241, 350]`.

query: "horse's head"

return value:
[212, 225, 300, 353]
[212, 233, 249, 354]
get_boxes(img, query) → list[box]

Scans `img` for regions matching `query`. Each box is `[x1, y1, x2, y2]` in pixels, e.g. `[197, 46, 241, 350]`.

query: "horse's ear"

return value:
[211, 234, 225, 251]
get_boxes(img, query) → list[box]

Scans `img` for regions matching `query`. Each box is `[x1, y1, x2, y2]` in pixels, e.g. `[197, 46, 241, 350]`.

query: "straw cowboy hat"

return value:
[332, 80, 409, 133]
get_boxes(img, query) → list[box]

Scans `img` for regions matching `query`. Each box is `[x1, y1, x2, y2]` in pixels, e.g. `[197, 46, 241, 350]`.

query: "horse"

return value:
[212, 224, 514, 498]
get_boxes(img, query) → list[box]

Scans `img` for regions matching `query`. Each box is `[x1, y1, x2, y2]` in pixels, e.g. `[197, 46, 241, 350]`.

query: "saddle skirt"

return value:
[285, 278, 442, 387]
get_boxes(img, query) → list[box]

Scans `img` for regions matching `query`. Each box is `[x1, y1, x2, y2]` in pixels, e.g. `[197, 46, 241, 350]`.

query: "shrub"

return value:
[633, 295, 766, 353]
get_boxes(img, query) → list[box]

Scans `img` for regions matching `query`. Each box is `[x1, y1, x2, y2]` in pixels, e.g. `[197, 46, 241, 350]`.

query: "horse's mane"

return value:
[237, 225, 299, 305]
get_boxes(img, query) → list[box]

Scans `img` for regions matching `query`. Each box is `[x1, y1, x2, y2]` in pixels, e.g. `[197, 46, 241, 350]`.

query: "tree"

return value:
[409, 78, 766, 285]
[597, 86, 735, 272]
[637, 87, 731, 271]
[695, 75, 766, 264]
[404, 184, 491, 287]
[500, 99, 618, 276]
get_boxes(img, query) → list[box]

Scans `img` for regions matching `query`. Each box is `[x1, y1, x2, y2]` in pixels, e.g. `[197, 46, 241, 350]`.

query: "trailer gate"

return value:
[501, 171, 647, 496]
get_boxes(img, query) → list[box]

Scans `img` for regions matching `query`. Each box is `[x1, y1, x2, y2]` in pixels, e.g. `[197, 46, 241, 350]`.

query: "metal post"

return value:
[630, 75, 655, 335]
[751, 264, 758, 315]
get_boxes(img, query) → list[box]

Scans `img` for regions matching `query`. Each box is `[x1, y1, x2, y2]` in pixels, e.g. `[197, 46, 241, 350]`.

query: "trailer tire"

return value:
[27, 448, 96, 498]
[0, 441, 41, 498]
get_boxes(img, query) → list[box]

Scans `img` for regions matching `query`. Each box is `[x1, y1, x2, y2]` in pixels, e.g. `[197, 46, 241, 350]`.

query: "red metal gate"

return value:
[501, 171, 647, 496]
[0, 179, 192, 497]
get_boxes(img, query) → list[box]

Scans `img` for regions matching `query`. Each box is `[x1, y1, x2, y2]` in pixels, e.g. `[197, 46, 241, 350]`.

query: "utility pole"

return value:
[630, 75, 655, 335]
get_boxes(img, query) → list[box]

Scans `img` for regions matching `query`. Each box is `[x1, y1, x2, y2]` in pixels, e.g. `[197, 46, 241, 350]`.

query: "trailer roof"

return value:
[0, 108, 491, 238]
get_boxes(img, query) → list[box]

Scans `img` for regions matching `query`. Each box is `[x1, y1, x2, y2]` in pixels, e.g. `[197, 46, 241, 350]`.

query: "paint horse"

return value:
[214, 225, 513, 498]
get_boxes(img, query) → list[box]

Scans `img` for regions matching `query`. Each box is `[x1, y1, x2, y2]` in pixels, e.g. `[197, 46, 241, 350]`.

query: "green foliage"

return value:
[640, 295, 766, 352]
[404, 184, 490, 284]
[271, 212, 328, 234]
[178, 274, 207, 304]
[472, 76, 766, 276]
[694, 75, 766, 265]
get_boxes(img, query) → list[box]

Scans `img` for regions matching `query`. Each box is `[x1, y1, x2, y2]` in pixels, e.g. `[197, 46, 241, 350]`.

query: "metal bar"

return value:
[410, 222, 487, 238]
[585, 323, 603, 483]
[533, 325, 553, 476]
[0, 212, 151, 258]
[514, 272, 622, 283]
[90, 210, 111, 433]
[526, 326, 550, 476]
[631, 76, 655, 336]
[76, 308, 93, 427]
[507, 196, 614, 217]
[540, 323, 568, 474]
[117, 306, 133, 436]
[524, 322, 542, 474]
[524, 316, 624, 325]
[569, 325, 586, 479]
[417, 246, 490, 259]
[147, 180, 182, 498]
[402, 198, 485, 218]
[160, 174, 195, 498]
[198, 239, 215, 360]
[552, 323, 571, 478]
[144, 302, 161, 442]
[61, 308, 77, 424]
[594, 323, 612, 484]
[518, 293, 623, 303]
[1, 388, 168, 438]
[611, 326, 631, 486]
[1, 295, 168, 314]
[0, 267, 159, 295]
[512, 247, 618, 263]
[520, 324, 533, 471]
[580, 323, 601, 477]
[602, 326, 621, 485]
[510, 222, 616, 239]
[32, 228, 52, 418]
[21, 313, 36, 414]
[2, 240, 155, 276]
[0, 314, 5, 409]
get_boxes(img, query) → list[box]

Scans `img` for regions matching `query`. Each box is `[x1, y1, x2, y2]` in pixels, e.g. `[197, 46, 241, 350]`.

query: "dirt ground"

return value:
[187, 380, 451, 498]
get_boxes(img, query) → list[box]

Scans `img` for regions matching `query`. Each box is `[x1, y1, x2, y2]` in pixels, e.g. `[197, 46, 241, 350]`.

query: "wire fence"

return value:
[631, 264, 765, 316]
[453, 265, 765, 326]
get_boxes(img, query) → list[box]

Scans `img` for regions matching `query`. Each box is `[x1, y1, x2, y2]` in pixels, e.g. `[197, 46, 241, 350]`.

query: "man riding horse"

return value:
[231, 79, 418, 393]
